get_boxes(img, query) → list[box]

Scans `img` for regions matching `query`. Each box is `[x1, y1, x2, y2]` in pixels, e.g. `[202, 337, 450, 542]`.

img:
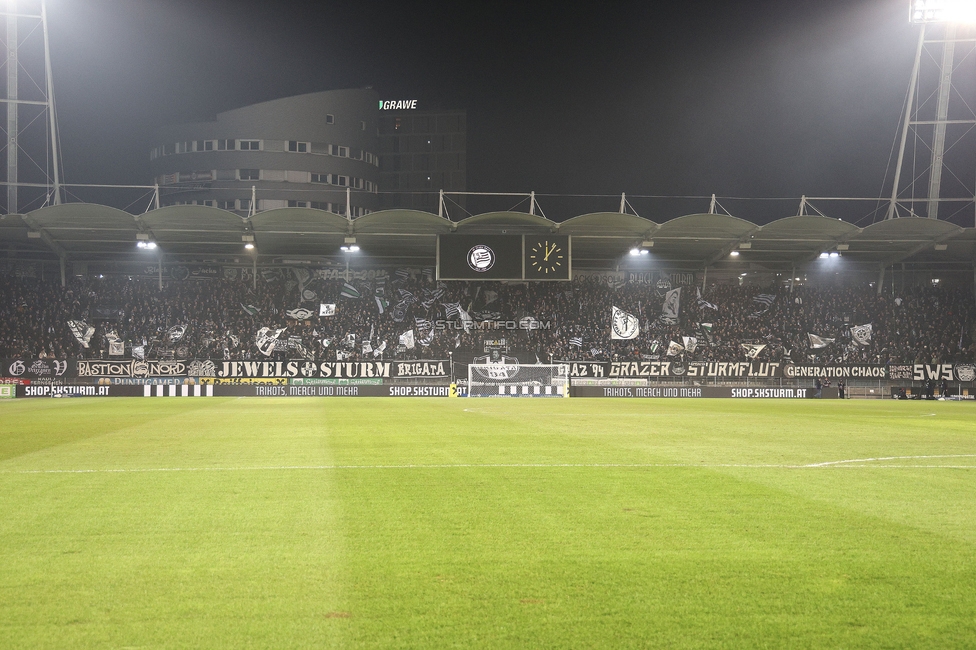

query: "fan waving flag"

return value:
[753, 294, 776, 307]
[611, 306, 639, 340]
[340, 283, 361, 299]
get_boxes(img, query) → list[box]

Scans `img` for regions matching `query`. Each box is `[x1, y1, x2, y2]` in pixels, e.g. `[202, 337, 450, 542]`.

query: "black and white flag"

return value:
[753, 294, 776, 308]
[286, 308, 315, 320]
[255, 327, 287, 356]
[319, 303, 336, 317]
[741, 343, 766, 359]
[165, 324, 187, 344]
[807, 333, 835, 349]
[682, 336, 698, 353]
[696, 287, 718, 311]
[851, 323, 872, 346]
[661, 288, 681, 324]
[569, 336, 583, 347]
[67, 320, 95, 349]
[666, 340, 684, 356]
[611, 306, 640, 340]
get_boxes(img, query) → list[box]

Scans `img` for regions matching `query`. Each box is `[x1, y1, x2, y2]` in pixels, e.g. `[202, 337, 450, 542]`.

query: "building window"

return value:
[217, 139, 234, 151]
[311, 173, 328, 184]
[201, 140, 214, 151]
[239, 199, 252, 212]
[239, 140, 260, 151]
[310, 201, 328, 210]
[329, 144, 348, 157]
[202, 200, 216, 207]
[325, 114, 335, 125]
[239, 169, 260, 181]
[216, 200, 235, 210]
[287, 141, 308, 153]
[334, 175, 348, 186]
[287, 200, 310, 208]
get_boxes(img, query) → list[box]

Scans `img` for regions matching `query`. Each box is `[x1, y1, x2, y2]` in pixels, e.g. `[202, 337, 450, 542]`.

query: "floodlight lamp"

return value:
[640, 249, 649, 255]
[146, 242, 157, 250]
[829, 251, 839, 258]
[244, 242, 255, 250]
[629, 247, 641, 256]
[341, 244, 360, 253]
[819, 252, 829, 259]
[911, 0, 976, 24]
[730, 250, 740, 257]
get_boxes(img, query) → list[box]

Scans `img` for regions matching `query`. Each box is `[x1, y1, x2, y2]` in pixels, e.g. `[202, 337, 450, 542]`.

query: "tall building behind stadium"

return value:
[149, 88, 466, 216]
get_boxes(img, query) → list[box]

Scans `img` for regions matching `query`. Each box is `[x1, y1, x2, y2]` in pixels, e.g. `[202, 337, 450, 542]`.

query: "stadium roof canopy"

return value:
[1, 204, 974, 272]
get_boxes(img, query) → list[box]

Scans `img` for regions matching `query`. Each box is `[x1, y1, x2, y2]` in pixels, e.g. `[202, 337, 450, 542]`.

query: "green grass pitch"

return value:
[1, 397, 975, 648]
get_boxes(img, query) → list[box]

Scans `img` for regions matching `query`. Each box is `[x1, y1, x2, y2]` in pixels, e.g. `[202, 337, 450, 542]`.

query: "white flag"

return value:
[611, 306, 639, 340]
[682, 336, 697, 353]
[109, 340, 125, 356]
[399, 330, 415, 349]
[807, 333, 834, 349]
[666, 340, 684, 356]
[319, 303, 336, 317]
[457, 305, 474, 333]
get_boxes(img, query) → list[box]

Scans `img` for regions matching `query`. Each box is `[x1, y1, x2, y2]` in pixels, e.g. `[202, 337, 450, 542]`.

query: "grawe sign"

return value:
[379, 100, 418, 110]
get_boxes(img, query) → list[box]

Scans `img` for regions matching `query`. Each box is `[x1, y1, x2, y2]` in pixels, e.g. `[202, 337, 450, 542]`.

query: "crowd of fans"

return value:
[1, 269, 973, 365]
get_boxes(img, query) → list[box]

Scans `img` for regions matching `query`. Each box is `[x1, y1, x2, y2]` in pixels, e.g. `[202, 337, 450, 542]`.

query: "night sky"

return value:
[46, 0, 923, 220]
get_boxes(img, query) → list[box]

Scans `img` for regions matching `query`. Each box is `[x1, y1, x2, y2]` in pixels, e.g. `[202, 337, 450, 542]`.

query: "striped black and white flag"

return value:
[569, 336, 583, 347]
[442, 302, 461, 319]
[753, 294, 776, 307]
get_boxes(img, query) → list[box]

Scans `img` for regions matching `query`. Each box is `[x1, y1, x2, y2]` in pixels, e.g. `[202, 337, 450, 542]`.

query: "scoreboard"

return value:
[436, 235, 571, 281]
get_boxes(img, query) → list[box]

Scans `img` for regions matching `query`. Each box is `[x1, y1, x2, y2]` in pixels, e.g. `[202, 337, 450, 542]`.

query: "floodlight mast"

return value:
[2, 0, 63, 214]
[888, 2, 976, 221]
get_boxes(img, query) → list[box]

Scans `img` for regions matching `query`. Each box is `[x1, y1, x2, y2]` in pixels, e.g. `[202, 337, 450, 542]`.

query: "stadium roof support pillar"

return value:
[59, 255, 65, 288]
[877, 264, 886, 296]
[888, 25, 925, 220]
[158, 253, 163, 291]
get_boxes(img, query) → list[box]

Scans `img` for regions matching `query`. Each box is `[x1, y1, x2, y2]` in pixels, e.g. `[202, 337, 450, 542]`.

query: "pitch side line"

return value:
[3, 456, 976, 475]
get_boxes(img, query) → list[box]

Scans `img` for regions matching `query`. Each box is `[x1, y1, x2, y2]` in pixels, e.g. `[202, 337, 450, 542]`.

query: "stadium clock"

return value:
[524, 236, 570, 280]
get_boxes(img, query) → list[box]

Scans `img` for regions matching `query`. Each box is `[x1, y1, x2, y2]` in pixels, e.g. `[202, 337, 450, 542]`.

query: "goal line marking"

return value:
[2, 455, 975, 475]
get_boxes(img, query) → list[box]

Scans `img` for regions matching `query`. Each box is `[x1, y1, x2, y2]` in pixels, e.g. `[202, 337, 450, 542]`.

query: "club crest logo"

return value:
[467, 245, 495, 272]
[955, 364, 976, 383]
